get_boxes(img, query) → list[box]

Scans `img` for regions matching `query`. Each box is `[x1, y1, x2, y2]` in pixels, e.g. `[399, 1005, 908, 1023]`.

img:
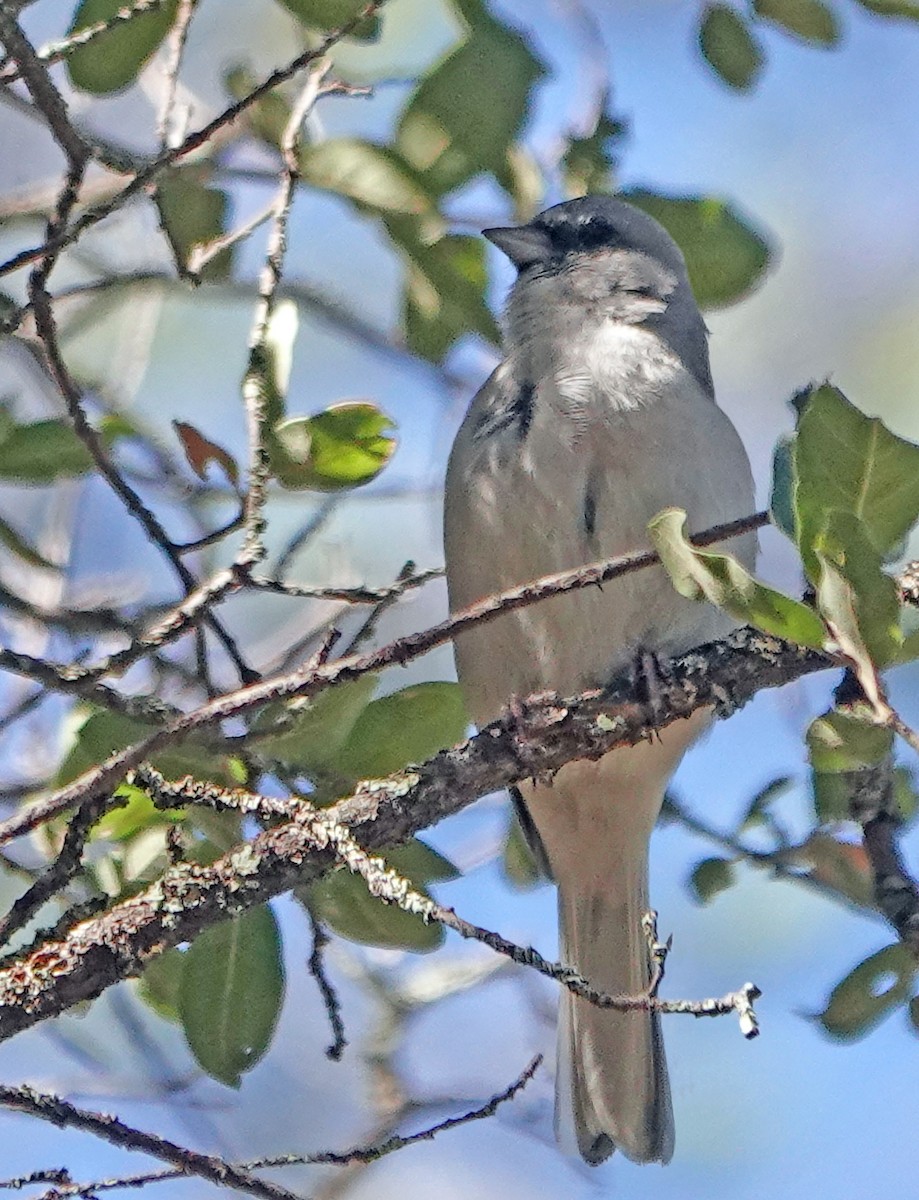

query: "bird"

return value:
[443, 195, 756, 1165]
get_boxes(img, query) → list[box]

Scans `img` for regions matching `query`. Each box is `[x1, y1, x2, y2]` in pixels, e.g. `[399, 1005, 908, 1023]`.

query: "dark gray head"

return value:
[483, 196, 713, 396]
[484, 195, 688, 284]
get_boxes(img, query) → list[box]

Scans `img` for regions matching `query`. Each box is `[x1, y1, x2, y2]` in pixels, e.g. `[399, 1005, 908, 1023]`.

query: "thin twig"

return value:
[0, 511, 778, 845]
[0, 2, 389, 280]
[0, 1058, 542, 1198]
[307, 910, 348, 1061]
[0, 1085, 309, 1200]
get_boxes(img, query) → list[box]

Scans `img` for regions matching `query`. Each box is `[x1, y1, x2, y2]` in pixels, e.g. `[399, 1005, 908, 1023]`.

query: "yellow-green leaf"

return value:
[689, 856, 736, 903]
[271, 402, 396, 491]
[648, 507, 826, 647]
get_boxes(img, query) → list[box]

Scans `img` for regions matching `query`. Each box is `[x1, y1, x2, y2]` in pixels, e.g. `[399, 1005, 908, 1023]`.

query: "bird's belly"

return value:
[446, 396, 754, 726]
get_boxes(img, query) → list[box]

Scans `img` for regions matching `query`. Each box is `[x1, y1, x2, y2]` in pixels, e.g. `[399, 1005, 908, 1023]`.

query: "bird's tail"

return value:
[521, 740, 693, 1166]
[555, 842, 673, 1164]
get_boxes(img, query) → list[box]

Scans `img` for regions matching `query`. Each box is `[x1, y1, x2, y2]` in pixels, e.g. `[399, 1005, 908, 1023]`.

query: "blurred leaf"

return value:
[138, 948, 185, 1024]
[335, 682, 468, 779]
[173, 420, 239, 486]
[394, 224, 499, 362]
[817, 943, 915, 1040]
[307, 838, 457, 952]
[501, 813, 544, 890]
[753, 0, 840, 43]
[271, 402, 396, 491]
[814, 764, 919, 825]
[561, 106, 624, 198]
[58, 710, 237, 790]
[854, 0, 919, 17]
[273, 0, 380, 39]
[0, 417, 94, 482]
[793, 384, 919, 579]
[625, 191, 771, 309]
[807, 705, 893, 774]
[739, 775, 794, 831]
[893, 767, 919, 823]
[300, 139, 441, 224]
[769, 434, 797, 538]
[689, 856, 735, 903]
[648, 507, 826, 646]
[225, 66, 290, 148]
[179, 906, 285, 1087]
[699, 4, 765, 89]
[814, 513, 901, 704]
[0, 513, 58, 569]
[93, 785, 184, 842]
[396, 15, 544, 195]
[495, 145, 545, 222]
[254, 676, 377, 772]
[67, 0, 178, 95]
[795, 831, 874, 906]
[156, 174, 233, 281]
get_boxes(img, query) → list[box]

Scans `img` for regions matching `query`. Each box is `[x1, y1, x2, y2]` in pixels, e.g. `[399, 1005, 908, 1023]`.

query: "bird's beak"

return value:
[483, 224, 553, 269]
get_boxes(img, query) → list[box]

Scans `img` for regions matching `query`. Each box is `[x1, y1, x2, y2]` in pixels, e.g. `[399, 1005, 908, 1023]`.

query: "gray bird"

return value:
[443, 195, 756, 1165]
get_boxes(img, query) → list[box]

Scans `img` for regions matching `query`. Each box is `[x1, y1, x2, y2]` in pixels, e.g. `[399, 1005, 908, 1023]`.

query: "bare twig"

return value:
[0, 511, 780, 846]
[307, 910, 348, 1061]
[157, 0, 198, 148]
[0, 2, 389, 280]
[0, 1084, 309, 1200]
[0, 1, 170, 84]
[0, 1058, 541, 1198]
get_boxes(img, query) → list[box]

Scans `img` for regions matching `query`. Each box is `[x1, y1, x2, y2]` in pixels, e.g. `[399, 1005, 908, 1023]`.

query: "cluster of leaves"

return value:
[699, 0, 919, 91]
[58, 678, 466, 1085]
[648, 383, 919, 1042]
[63, 0, 775, 367]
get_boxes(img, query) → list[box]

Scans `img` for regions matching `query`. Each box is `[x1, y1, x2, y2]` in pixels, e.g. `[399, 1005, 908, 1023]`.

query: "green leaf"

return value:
[156, 173, 233, 280]
[271, 402, 396, 491]
[0, 417, 94, 482]
[739, 775, 794, 831]
[58, 710, 237, 790]
[769, 434, 797, 538]
[179, 906, 284, 1087]
[793, 384, 919, 578]
[307, 838, 457, 952]
[689, 856, 735, 903]
[67, 0, 178, 95]
[395, 225, 499, 362]
[817, 944, 915, 1040]
[334, 682, 468, 779]
[807, 705, 893, 773]
[752, 0, 840, 43]
[625, 191, 771, 309]
[224, 67, 290, 148]
[396, 19, 545, 195]
[648, 507, 827, 647]
[273, 0, 380, 39]
[501, 813, 545, 890]
[138, 948, 185, 1024]
[94, 785, 184, 842]
[300, 139, 441, 225]
[814, 512, 902, 693]
[253, 675, 377, 772]
[561, 105, 624, 198]
[854, 0, 919, 18]
[699, 4, 765, 90]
